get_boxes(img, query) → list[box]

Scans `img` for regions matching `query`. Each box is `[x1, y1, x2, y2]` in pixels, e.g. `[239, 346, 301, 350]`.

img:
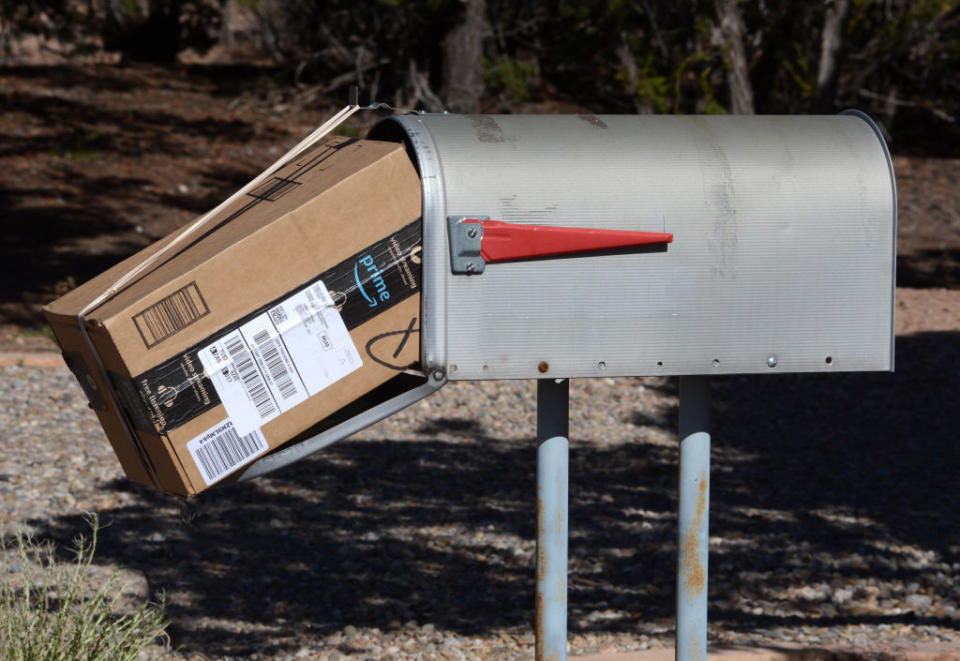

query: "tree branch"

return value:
[812, 0, 851, 113]
[714, 0, 755, 114]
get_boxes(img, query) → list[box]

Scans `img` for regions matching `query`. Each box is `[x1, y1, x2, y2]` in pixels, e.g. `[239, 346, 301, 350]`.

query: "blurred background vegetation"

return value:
[1, 0, 958, 152]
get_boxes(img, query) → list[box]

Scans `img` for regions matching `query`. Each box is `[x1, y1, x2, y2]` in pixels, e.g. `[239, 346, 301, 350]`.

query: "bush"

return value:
[0, 516, 168, 661]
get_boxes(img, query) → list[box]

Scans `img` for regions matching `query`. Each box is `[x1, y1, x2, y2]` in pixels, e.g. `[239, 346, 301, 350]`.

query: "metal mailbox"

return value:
[236, 109, 897, 661]
[369, 112, 896, 380]
[240, 111, 896, 484]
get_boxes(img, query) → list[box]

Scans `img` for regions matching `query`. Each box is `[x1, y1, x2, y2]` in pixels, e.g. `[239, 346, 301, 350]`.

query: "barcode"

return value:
[225, 334, 276, 419]
[252, 329, 297, 400]
[269, 306, 288, 324]
[188, 422, 267, 485]
[134, 282, 209, 348]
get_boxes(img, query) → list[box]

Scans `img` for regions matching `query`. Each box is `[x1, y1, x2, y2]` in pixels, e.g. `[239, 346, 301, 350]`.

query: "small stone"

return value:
[833, 587, 854, 604]
[906, 594, 933, 609]
[797, 586, 817, 601]
[343, 624, 358, 636]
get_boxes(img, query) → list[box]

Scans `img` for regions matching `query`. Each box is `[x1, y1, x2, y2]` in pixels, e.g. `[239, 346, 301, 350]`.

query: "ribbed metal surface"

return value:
[371, 114, 896, 379]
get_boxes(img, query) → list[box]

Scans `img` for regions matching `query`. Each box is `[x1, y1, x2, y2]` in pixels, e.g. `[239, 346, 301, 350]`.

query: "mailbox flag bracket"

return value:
[447, 215, 673, 274]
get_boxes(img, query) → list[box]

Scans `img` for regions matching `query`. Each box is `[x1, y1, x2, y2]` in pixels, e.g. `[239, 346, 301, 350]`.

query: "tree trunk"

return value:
[104, 0, 182, 62]
[811, 0, 851, 113]
[441, 0, 489, 114]
[714, 0, 755, 114]
[617, 32, 656, 114]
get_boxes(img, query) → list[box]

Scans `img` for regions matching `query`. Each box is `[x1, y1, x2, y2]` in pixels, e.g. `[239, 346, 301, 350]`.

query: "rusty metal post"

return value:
[676, 375, 710, 661]
[536, 378, 569, 661]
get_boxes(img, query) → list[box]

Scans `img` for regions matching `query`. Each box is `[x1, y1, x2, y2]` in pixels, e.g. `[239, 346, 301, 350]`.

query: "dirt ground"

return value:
[0, 63, 377, 347]
[1, 63, 959, 351]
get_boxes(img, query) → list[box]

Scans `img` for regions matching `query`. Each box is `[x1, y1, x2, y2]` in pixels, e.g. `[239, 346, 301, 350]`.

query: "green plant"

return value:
[0, 517, 168, 661]
[14, 325, 58, 345]
[624, 50, 671, 113]
[483, 57, 537, 102]
[781, 41, 813, 99]
[50, 131, 104, 162]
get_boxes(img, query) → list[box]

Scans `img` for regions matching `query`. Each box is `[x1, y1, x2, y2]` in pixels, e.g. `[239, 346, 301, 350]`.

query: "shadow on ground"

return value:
[898, 250, 960, 289]
[27, 331, 960, 657]
[0, 64, 292, 326]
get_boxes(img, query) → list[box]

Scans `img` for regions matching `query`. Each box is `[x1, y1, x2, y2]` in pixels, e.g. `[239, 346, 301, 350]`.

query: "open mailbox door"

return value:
[238, 111, 895, 481]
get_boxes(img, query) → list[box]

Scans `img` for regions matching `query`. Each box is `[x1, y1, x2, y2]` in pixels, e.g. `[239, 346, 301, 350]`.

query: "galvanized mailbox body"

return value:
[370, 113, 896, 379]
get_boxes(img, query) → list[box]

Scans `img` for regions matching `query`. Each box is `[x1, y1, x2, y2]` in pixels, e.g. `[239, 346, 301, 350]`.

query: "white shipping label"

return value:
[268, 282, 362, 394]
[186, 418, 268, 486]
[198, 280, 362, 436]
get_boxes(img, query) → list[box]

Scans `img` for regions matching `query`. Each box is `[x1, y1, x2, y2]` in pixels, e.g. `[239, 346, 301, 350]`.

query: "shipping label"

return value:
[186, 418, 269, 486]
[197, 281, 361, 436]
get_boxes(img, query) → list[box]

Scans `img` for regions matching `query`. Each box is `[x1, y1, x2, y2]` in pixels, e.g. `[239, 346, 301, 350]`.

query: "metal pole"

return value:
[536, 378, 569, 661]
[676, 375, 710, 661]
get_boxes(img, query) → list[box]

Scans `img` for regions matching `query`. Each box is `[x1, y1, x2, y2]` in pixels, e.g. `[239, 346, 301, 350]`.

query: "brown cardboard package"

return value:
[44, 136, 423, 495]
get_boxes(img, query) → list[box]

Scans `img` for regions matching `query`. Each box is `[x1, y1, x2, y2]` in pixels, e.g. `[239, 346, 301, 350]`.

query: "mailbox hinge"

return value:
[447, 215, 673, 275]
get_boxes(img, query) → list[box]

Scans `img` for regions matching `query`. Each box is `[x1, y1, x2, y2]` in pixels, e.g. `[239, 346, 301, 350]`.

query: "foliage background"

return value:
[2, 0, 958, 153]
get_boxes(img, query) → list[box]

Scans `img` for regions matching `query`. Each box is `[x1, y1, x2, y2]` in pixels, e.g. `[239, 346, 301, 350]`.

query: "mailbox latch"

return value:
[447, 215, 673, 274]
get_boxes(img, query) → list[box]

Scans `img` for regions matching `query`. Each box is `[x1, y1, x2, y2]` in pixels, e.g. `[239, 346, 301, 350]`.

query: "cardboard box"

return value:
[44, 137, 423, 495]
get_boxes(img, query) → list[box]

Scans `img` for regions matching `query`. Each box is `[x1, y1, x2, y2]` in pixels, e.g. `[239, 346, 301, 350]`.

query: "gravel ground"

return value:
[1, 289, 959, 660]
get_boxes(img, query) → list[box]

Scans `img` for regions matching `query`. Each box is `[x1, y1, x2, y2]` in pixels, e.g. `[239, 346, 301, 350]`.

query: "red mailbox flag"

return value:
[460, 219, 673, 263]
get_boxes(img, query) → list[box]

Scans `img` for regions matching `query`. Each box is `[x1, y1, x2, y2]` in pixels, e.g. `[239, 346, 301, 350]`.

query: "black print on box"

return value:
[247, 177, 301, 202]
[365, 317, 420, 370]
[134, 282, 210, 349]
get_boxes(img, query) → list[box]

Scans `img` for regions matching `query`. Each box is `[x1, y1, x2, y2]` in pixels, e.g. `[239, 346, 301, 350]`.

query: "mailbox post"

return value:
[536, 378, 570, 661]
[239, 111, 896, 660]
[677, 376, 711, 661]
